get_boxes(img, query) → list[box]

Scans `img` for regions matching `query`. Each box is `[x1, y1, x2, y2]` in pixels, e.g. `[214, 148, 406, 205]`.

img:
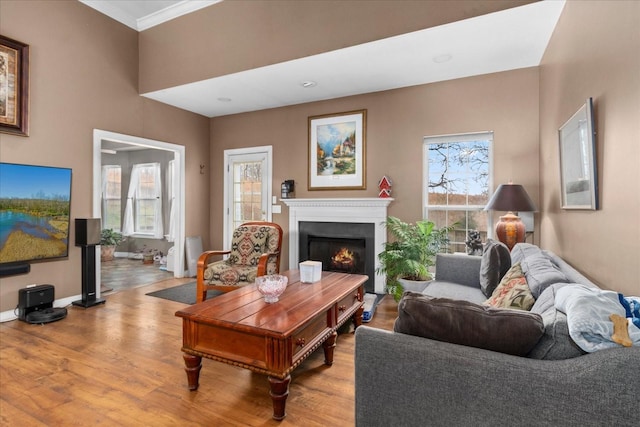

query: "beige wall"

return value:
[539, 1, 639, 295]
[139, 0, 534, 93]
[210, 67, 541, 269]
[0, 1, 210, 312]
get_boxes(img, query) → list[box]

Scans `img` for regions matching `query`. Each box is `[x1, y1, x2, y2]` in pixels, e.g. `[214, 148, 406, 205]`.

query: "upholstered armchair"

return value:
[196, 221, 283, 303]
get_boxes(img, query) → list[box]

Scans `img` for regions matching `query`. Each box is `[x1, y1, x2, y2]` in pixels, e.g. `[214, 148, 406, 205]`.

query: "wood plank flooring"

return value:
[0, 278, 398, 426]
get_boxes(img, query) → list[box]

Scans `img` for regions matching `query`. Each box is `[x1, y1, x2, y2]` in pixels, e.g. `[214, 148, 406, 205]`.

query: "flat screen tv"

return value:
[0, 162, 72, 275]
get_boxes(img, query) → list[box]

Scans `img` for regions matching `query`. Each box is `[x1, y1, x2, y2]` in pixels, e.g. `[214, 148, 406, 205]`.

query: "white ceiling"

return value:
[81, 0, 565, 118]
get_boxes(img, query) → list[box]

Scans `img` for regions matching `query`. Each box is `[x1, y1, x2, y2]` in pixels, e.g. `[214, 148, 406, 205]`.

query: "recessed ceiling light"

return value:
[217, 97, 232, 102]
[433, 54, 453, 63]
[301, 81, 317, 88]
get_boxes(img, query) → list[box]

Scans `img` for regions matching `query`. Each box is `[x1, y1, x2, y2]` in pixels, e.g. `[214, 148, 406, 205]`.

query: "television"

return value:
[0, 162, 72, 276]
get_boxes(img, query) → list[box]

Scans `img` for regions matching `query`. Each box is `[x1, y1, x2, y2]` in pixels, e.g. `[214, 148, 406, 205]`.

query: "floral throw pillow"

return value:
[485, 263, 535, 311]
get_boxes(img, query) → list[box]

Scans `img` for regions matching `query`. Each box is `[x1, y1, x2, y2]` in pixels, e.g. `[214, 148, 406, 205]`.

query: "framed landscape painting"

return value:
[0, 35, 30, 136]
[558, 98, 598, 210]
[308, 109, 366, 190]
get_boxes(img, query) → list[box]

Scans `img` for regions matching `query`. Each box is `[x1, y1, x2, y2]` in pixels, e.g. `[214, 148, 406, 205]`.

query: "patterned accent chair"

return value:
[196, 222, 283, 303]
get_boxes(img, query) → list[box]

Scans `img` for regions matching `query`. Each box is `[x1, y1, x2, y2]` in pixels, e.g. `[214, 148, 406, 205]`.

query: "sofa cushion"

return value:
[394, 291, 544, 356]
[484, 263, 535, 311]
[422, 281, 487, 305]
[510, 242, 541, 264]
[479, 239, 511, 297]
[520, 253, 569, 298]
[528, 284, 586, 360]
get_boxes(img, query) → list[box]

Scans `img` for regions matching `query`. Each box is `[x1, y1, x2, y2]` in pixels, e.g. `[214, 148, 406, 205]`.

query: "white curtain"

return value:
[166, 160, 176, 242]
[151, 163, 164, 239]
[101, 165, 110, 225]
[122, 163, 163, 238]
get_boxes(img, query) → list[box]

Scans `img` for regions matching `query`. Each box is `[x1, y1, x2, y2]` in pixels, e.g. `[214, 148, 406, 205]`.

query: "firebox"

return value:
[299, 221, 375, 293]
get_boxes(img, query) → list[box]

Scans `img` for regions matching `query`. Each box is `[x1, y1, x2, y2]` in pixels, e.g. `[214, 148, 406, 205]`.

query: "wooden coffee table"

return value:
[175, 270, 366, 420]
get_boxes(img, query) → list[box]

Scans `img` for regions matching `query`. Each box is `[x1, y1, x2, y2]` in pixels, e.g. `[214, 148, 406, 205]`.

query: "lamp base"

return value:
[495, 212, 525, 251]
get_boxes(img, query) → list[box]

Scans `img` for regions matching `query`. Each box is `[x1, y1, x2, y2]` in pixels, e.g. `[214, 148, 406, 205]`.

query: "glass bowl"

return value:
[255, 274, 289, 303]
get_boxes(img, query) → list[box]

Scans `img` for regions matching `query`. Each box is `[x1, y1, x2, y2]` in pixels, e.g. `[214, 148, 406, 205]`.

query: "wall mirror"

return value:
[558, 97, 598, 210]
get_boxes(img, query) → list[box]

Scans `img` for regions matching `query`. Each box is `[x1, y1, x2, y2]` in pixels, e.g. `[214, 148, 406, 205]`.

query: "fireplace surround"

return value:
[281, 198, 393, 294]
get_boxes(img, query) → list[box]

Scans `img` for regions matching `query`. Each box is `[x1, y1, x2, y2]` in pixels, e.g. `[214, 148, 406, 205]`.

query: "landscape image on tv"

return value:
[0, 163, 72, 264]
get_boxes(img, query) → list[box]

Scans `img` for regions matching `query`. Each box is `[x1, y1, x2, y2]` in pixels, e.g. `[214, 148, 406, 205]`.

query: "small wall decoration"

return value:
[378, 175, 392, 198]
[308, 109, 366, 190]
[558, 97, 598, 210]
[0, 35, 29, 136]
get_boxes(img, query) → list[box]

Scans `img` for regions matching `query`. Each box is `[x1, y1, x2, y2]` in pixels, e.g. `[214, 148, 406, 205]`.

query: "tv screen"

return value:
[0, 162, 72, 266]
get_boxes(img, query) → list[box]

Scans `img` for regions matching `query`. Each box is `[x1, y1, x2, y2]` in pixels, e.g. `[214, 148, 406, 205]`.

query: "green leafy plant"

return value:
[100, 228, 125, 246]
[376, 216, 455, 301]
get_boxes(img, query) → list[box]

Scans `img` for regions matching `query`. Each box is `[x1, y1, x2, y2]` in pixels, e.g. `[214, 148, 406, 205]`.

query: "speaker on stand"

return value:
[72, 218, 106, 308]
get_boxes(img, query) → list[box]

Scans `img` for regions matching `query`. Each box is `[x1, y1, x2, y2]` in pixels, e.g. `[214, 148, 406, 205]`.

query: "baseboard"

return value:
[0, 294, 82, 323]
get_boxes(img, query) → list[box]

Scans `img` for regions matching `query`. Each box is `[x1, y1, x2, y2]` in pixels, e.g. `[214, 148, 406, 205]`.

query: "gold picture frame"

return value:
[308, 109, 366, 190]
[0, 35, 30, 137]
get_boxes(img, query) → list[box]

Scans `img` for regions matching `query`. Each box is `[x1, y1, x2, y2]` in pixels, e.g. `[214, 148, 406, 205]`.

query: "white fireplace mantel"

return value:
[281, 198, 393, 294]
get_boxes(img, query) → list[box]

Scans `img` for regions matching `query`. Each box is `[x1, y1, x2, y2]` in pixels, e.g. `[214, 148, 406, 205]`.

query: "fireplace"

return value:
[299, 221, 375, 292]
[281, 198, 393, 294]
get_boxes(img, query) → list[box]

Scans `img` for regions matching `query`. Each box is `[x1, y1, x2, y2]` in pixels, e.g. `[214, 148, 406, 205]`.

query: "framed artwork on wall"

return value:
[308, 109, 366, 190]
[558, 97, 598, 210]
[0, 35, 30, 137]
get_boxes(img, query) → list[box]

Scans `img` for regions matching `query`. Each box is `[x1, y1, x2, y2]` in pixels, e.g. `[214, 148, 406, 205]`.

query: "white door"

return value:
[223, 146, 273, 248]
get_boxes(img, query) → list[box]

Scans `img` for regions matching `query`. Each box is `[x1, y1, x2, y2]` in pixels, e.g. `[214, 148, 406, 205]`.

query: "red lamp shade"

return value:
[485, 184, 537, 251]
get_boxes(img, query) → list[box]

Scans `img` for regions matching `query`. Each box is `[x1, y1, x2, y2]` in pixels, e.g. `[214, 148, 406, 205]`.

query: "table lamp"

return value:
[485, 183, 537, 251]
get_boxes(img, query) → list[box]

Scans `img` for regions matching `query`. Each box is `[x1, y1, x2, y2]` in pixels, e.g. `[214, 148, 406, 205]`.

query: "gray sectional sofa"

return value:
[355, 243, 639, 426]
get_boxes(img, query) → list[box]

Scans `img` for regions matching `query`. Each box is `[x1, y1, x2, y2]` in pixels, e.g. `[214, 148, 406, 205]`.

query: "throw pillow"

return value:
[485, 263, 535, 311]
[394, 291, 544, 356]
[520, 253, 569, 298]
[479, 239, 512, 297]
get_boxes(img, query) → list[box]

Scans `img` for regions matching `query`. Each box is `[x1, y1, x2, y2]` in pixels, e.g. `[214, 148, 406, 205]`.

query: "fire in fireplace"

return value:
[299, 221, 375, 293]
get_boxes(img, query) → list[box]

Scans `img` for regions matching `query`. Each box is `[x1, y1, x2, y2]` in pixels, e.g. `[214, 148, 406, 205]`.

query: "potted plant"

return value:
[377, 216, 454, 301]
[100, 228, 125, 262]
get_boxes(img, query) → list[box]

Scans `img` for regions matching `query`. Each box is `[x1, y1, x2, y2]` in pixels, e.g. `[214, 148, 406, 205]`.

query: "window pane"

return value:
[136, 200, 155, 232]
[233, 161, 263, 223]
[103, 166, 121, 231]
[133, 164, 160, 234]
[103, 200, 121, 230]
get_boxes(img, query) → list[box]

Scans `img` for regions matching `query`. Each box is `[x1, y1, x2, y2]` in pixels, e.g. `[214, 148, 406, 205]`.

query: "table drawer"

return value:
[291, 311, 330, 360]
[336, 287, 363, 324]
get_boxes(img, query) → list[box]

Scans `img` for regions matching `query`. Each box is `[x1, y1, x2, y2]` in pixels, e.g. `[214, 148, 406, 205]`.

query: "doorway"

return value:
[92, 129, 186, 297]
[223, 146, 273, 248]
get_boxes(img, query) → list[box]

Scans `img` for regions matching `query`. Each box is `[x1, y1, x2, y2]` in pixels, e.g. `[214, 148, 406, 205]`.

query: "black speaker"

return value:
[75, 218, 102, 246]
[0, 263, 30, 277]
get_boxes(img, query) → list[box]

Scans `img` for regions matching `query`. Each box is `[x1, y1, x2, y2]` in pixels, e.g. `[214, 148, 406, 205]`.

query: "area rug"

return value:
[145, 282, 223, 304]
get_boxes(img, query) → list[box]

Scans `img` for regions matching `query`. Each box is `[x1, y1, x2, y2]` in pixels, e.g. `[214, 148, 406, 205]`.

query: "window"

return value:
[423, 132, 492, 253]
[122, 163, 163, 238]
[102, 165, 121, 231]
[232, 160, 264, 229]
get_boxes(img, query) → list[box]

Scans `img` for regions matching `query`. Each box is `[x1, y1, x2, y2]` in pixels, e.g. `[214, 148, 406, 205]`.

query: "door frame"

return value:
[223, 146, 273, 248]
[92, 129, 186, 296]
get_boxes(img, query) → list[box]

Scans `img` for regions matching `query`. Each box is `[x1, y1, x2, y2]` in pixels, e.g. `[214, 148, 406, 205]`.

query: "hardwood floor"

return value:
[0, 279, 398, 426]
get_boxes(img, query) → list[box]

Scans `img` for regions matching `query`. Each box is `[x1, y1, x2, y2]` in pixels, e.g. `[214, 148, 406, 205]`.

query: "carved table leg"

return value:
[323, 331, 338, 366]
[183, 353, 202, 391]
[268, 374, 291, 421]
[353, 304, 364, 329]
